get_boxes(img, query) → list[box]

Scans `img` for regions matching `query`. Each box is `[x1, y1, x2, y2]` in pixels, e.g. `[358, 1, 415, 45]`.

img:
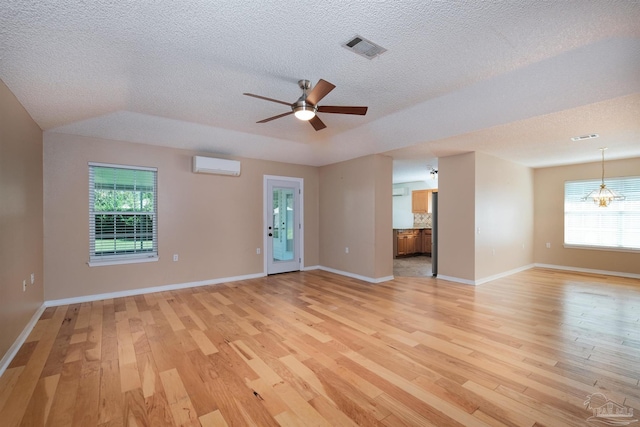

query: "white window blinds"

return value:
[89, 163, 158, 263]
[564, 176, 640, 251]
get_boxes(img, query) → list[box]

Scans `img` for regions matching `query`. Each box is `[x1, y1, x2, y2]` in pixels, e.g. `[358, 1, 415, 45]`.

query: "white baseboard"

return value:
[474, 264, 535, 285]
[302, 265, 320, 271]
[437, 264, 535, 286]
[435, 275, 477, 285]
[45, 272, 267, 307]
[534, 263, 640, 280]
[0, 304, 46, 378]
[317, 266, 394, 284]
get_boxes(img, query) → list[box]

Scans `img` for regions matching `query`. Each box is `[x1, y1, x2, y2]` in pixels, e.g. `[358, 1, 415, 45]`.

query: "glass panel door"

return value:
[265, 178, 301, 274]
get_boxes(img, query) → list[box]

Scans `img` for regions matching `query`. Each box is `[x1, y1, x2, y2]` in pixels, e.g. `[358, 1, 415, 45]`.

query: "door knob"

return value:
[268, 233, 273, 237]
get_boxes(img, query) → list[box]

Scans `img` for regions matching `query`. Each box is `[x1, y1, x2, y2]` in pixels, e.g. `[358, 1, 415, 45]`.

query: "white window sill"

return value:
[88, 256, 159, 267]
[563, 244, 640, 254]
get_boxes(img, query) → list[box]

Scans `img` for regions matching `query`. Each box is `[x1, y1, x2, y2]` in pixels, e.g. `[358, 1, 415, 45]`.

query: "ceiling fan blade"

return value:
[243, 93, 292, 107]
[306, 79, 336, 105]
[309, 115, 326, 131]
[257, 111, 294, 123]
[317, 106, 368, 115]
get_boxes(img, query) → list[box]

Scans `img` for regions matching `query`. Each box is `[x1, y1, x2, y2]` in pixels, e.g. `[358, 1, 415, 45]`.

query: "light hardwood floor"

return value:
[0, 268, 639, 426]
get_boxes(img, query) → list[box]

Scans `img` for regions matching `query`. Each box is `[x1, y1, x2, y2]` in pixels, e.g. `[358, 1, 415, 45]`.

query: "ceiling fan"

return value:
[243, 79, 368, 131]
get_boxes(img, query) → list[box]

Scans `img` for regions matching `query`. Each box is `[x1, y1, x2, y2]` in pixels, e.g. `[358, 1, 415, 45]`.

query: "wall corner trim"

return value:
[534, 263, 640, 280]
[318, 266, 393, 283]
[0, 304, 47, 378]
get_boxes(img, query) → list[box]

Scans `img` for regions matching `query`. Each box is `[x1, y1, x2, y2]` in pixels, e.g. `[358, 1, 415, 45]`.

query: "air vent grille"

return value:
[342, 35, 387, 60]
[571, 134, 599, 141]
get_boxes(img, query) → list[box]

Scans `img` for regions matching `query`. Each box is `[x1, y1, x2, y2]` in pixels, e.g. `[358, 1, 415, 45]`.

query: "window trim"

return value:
[88, 162, 158, 266]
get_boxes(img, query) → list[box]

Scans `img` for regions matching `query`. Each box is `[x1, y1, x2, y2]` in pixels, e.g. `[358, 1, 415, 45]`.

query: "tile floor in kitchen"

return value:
[393, 255, 432, 277]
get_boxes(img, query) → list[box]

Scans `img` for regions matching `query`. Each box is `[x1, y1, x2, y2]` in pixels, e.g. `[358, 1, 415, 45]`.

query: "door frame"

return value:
[263, 175, 304, 274]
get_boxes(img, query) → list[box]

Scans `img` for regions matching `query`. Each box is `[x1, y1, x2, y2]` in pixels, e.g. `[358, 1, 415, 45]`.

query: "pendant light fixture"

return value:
[583, 148, 625, 207]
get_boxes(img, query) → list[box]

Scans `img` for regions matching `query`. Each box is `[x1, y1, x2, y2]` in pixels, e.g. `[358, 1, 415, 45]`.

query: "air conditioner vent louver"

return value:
[392, 187, 408, 196]
[342, 35, 387, 60]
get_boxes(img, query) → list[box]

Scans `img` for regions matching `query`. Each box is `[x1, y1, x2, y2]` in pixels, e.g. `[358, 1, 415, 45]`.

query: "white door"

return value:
[264, 176, 302, 274]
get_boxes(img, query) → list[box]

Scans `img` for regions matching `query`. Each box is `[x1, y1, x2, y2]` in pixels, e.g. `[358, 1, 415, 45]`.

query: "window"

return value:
[564, 176, 640, 251]
[89, 163, 158, 265]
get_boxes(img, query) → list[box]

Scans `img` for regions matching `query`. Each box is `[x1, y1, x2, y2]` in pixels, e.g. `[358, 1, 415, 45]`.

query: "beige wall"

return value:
[475, 152, 534, 279]
[0, 80, 44, 360]
[319, 154, 393, 279]
[438, 152, 535, 282]
[43, 133, 319, 300]
[438, 153, 476, 281]
[373, 155, 394, 278]
[534, 157, 640, 274]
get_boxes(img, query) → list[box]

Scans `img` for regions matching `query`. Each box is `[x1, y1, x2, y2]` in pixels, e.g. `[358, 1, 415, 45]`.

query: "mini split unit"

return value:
[192, 156, 241, 176]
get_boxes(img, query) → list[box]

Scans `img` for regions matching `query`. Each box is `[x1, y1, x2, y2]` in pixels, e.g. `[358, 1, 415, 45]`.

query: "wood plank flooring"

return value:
[1, 268, 639, 426]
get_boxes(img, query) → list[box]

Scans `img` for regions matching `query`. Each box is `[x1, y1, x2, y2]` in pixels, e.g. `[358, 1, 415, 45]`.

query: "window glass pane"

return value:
[564, 176, 640, 250]
[90, 165, 157, 261]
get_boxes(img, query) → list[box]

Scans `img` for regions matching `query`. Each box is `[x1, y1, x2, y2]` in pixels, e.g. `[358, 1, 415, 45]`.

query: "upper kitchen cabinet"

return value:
[412, 189, 437, 213]
[412, 190, 429, 213]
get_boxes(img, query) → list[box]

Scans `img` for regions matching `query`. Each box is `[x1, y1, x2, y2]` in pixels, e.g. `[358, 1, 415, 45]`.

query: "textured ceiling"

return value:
[1, 1, 639, 183]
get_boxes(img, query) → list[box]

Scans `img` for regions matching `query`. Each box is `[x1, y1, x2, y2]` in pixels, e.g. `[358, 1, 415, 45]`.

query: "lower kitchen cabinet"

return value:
[394, 229, 432, 257]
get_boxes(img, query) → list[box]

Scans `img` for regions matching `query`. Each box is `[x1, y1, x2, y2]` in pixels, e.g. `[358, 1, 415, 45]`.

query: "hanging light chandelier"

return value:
[583, 148, 625, 207]
[429, 167, 438, 180]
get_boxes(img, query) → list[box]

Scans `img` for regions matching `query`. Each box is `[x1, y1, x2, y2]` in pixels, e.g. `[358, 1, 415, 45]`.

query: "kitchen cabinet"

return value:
[412, 189, 437, 213]
[394, 229, 431, 257]
[394, 229, 420, 256]
[421, 229, 432, 255]
[412, 190, 429, 213]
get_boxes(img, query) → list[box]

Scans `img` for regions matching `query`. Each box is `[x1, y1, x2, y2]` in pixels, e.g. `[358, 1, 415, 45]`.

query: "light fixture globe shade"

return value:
[292, 101, 316, 121]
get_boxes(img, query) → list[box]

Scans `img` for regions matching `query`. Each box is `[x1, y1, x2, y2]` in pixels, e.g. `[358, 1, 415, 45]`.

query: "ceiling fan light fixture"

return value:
[293, 101, 316, 121]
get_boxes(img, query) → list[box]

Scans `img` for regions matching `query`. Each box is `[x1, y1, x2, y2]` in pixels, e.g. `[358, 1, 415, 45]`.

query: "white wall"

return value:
[392, 180, 438, 228]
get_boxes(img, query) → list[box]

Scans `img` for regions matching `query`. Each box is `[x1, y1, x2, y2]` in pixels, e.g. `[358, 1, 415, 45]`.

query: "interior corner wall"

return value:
[474, 152, 534, 280]
[0, 79, 44, 361]
[319, 154, 393, 280]
[43, 132, 320, 301]
[438, 153, 476, 281]
[534, 156, 640, 274]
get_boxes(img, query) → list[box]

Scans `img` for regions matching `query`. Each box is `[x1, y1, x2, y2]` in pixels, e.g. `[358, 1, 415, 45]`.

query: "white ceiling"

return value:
[1, 1, 639, 183]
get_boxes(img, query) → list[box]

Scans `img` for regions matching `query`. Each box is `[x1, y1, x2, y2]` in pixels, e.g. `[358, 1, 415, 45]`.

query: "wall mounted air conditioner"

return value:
[192, 156, 241, 176]
[392, 187, 408, 196]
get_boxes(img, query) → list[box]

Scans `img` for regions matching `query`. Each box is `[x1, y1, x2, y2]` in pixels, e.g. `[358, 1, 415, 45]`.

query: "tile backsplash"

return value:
[413, 213, 432, 228]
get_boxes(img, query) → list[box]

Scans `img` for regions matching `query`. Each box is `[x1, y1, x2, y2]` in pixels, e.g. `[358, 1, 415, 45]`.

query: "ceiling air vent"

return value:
[342, 35, 387, 60]
[571, 134, 599, 141]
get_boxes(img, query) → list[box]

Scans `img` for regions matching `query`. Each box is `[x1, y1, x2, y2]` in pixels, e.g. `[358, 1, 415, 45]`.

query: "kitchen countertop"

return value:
[394, 227, 432, 230]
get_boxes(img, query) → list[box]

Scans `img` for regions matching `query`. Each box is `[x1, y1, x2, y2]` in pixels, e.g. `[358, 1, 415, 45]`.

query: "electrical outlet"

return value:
[173, 254, 179, 262]
[492, 248, 496, 256]
[256, 248, 261, 255]
[23, 280, 27, 292]
[545, 242, 551, 249]
[31, 273, 35, 284]
[345, 247, 349, 254]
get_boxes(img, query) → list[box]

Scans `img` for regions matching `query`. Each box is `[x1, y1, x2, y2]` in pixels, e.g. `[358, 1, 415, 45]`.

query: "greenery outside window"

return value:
[564, 176, 640, 251]
[89, 163, 158, 265]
